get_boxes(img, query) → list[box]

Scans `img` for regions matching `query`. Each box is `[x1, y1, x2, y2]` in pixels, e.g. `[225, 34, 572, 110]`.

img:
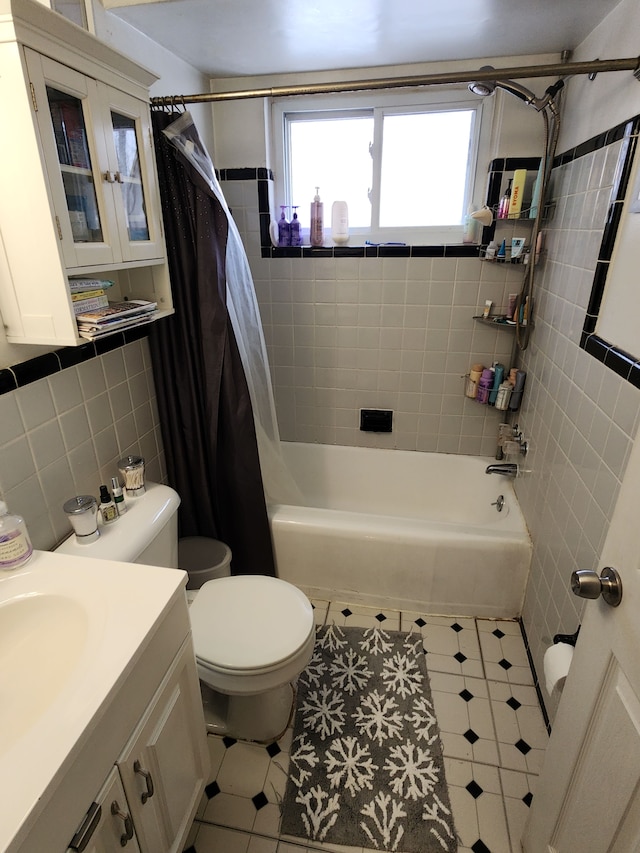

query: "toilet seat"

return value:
[189, 575, 315, 678]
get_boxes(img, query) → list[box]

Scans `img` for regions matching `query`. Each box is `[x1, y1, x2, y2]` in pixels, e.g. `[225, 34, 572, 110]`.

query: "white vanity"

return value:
[0, 551, 209, 853]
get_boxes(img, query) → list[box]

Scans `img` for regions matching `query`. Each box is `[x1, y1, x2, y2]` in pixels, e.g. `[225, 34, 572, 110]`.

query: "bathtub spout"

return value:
[485, 463, 518, 477]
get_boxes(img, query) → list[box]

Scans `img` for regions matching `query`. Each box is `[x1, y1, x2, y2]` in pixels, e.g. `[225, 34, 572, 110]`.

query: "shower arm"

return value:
[150, 56, 640, 107]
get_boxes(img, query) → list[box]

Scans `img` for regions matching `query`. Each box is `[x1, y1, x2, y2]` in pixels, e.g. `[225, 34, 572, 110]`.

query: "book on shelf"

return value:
[75, 300, 157, 327]
[77, 313, 156, 341]
[68, 278, 115, 293]
[73, 294, 109, 315]
[71, 288, 107, 302]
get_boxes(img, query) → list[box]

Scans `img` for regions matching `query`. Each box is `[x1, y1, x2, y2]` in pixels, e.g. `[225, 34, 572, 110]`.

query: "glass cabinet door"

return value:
[110, 111, 150, 242]
[46, 86, 104, 245]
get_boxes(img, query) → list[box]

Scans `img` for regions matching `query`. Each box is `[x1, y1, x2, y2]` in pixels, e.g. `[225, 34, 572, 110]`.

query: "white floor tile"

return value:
[194, 823, 251, 852]
[190, 601, 546, 853]
[310, 599, 329, 625]
[325, 601, 401, 630]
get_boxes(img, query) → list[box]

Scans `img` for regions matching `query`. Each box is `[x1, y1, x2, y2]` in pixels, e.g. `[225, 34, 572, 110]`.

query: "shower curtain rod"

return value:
[150, 56, 640, 107]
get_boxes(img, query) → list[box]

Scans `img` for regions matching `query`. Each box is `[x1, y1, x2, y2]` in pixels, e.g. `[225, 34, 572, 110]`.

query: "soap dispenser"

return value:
[277, 206, 291, 247]
[0, 500, 33, 569]
[290, 206, 302, 246]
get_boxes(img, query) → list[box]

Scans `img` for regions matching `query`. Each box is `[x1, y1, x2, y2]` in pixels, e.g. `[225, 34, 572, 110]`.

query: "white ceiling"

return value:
[105, 0, 621, 79]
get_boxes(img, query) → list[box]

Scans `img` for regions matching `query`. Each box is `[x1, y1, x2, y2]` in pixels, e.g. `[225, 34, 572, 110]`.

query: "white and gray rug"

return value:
[281, 624, 457, 852]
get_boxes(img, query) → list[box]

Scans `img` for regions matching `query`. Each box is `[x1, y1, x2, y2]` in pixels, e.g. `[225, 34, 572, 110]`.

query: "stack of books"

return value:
[69, 278, 114, 316]
[75, 300, 158, 340]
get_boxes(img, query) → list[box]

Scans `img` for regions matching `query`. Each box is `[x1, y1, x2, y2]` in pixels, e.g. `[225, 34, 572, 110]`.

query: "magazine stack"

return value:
[75, 300, 158, 340]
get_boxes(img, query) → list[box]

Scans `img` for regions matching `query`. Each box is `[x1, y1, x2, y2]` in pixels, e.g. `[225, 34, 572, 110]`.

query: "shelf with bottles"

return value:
[480, 156, 542, 245]
[463, 363, 526, 411]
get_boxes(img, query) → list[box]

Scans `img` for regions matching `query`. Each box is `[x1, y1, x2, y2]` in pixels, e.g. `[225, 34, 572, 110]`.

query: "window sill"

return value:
[260, 243, 482, 259]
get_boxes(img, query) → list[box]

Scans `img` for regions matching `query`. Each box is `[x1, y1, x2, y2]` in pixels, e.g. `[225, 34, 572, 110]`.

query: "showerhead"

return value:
[468, 66, 557, 111]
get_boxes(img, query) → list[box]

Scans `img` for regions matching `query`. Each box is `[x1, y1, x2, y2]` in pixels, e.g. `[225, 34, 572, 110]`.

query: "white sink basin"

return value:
[0, 593, 89, 755]
[0, 550, 187, 853]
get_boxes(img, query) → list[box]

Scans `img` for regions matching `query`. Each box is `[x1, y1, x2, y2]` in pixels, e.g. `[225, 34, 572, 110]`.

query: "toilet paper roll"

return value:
[544, 642, 574, 696]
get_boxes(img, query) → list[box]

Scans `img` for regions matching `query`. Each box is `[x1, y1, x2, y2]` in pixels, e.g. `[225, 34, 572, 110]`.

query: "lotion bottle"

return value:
[331, 200, 349, 244]
[0, 501, 33, 570]
[310, 187, 324, 247]
[277, 206, 291, 247]
[290, 206, 302, 246]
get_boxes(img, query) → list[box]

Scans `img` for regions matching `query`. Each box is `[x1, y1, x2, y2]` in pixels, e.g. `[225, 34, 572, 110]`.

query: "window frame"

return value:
[271, 87, 494, 246]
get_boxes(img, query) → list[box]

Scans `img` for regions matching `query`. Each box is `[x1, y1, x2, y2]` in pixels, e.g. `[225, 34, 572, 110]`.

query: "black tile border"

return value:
[559, 113, 640, 387]
[518, 618, 552, 736]
[0, 326, 150, 398]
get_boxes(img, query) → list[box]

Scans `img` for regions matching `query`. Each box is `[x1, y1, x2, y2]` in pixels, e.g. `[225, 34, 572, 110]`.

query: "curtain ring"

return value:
[181, 96, 186, 112]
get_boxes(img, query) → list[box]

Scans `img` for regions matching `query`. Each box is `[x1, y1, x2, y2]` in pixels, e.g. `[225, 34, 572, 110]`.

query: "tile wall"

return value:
[516, 123, 640, 720]
[223, 177, 528, 457]
[0, 335, 165, 551]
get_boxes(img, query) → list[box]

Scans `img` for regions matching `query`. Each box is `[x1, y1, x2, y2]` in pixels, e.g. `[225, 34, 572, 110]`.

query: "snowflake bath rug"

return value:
[280, 624, 457, 852]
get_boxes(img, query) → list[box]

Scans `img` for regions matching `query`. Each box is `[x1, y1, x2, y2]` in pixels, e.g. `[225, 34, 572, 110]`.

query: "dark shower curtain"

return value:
[148, 110, 275, 576]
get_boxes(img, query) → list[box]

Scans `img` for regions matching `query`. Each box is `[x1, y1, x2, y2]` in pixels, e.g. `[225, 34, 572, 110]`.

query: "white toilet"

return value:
[55, 482, 315, 742]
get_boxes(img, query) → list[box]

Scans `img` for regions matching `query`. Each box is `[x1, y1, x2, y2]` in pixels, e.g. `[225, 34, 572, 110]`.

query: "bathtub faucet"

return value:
[485, 462, 518, 478]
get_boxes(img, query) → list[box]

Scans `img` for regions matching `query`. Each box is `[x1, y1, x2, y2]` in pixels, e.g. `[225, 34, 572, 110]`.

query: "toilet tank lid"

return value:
[54, 482, 180, 563]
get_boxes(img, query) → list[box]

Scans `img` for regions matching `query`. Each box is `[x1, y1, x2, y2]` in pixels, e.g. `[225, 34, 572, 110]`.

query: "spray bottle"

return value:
[310, 187, 324, 247]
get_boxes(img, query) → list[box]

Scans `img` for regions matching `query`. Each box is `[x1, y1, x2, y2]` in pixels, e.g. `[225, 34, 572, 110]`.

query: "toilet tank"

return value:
[55, 482, 181, 568]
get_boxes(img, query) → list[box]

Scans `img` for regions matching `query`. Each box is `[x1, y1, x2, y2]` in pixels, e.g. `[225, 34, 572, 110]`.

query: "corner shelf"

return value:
[473, 315, 517, 329]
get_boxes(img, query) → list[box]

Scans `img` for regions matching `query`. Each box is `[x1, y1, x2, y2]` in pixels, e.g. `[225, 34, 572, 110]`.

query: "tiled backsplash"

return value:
[0, 336, 165, 551]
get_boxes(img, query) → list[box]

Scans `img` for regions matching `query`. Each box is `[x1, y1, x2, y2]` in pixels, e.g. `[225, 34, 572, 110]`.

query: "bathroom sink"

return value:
[0, 550, 188, 853]
[0, 593, 89, 756]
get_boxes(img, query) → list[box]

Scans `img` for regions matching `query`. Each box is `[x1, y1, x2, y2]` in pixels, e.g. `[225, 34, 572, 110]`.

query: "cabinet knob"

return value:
[134, 759, 155, 804]
[110, 800, 134, 846]
[104, 170, 116, 183]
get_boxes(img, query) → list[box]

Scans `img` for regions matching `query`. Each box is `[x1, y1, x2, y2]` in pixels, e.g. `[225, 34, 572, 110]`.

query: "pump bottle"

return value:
[310, 187, 324, 247]
[278, 206, 291, 247]
[0, 501, 33, 570]
[290, 206, 302, 247]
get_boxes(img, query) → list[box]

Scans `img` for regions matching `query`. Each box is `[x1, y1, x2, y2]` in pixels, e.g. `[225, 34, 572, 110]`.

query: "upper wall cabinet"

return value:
[0, 0, 173, 346]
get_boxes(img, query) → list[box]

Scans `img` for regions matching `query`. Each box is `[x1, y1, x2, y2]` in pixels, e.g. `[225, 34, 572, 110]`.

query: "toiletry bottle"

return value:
[509, 370, 527, 411]
[462, 205, 478, 244]
[111, 476, 127, 516]
[277, 206, 291, 247]
[99, 484, 118, 524]
[489, 363, 505, 406]
[466, 363, 484, 399]
[290, 206, 302, 247]
[0, 501, 33, 570]
[331, 200, 349, 244]
[498, 178, 512, 219]
[310, 187, 324, 247]
[497, 238, 507, 261]
[495, 381, 513, 411]
[476, 368, 494, 404]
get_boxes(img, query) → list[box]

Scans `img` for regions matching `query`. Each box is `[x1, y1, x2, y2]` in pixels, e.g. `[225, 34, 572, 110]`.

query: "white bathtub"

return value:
[268, 442, 532, 618]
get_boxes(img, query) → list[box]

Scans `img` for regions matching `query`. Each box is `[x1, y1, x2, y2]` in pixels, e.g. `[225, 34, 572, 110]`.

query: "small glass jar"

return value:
[117, 455, 146, 496]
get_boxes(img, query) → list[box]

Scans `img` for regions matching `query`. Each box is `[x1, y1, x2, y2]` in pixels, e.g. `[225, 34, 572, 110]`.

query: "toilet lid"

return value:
[189, 575, 314, 672]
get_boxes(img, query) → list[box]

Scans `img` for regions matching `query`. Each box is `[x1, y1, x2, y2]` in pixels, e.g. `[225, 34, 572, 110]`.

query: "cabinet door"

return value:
[67, 766, 141, 853]
[25, 49, 119, 268]
[98, 84, 165, 263]
[117, 639, 209, 853]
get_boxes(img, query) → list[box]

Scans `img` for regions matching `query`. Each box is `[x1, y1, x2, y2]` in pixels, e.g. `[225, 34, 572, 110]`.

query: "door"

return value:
[522, 431, 640, 851]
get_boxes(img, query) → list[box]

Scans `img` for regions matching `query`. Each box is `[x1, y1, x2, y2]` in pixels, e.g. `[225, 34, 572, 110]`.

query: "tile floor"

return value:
[186, 601, 549, 853]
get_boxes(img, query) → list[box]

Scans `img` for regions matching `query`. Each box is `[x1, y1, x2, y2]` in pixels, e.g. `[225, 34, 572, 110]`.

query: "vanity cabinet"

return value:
[68, 639, 208, 853]
[0, 0, 173, 346]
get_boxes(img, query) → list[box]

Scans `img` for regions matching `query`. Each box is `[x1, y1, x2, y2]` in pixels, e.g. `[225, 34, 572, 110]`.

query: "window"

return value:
[272, 88, 491, 245]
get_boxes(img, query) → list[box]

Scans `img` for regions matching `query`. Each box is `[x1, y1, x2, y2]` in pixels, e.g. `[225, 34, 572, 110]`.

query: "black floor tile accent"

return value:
[492, 628, 506, 638]
[341, 608, 352, 617]
[204, 781, 220, 799]
[266, 742, 281, 758]
[523, 791, 534, 807]
[506, 696, 522, 711]
[222, 736, 237, 749]
[454, 652, 468, 664]
[466, 780, 484, 799]
[459, 689, 474, 703]
[472, 840, 493, 853]
[451, 622, 464, 632]
[252, 792, 269, 810]
[498, 658, 513, 670]
[464, 729, 480, 745]
[515, 738, 532, 755]
[414, 617, 427, 627]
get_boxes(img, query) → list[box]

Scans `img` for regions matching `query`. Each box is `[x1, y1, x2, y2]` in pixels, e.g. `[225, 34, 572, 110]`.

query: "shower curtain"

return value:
[149, 109, 275, 576]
